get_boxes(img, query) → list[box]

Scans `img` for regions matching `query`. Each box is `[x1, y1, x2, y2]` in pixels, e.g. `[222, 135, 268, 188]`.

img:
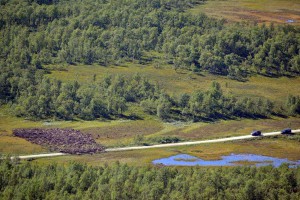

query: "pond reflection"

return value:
[153, 154, 300, 167]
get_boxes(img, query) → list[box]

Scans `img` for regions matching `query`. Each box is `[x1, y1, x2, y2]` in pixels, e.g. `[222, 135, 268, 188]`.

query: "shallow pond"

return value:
[152, 154, 300, 167]
[286, 19, 295, 23]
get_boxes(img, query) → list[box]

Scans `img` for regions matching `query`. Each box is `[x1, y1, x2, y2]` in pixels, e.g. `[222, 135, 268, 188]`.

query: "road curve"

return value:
[11, 129, 300, 159]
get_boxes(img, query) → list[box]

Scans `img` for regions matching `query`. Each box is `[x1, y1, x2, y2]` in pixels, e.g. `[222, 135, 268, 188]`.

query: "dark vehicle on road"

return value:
[251, 130, 261, 136]
[281, 128, 292, 134]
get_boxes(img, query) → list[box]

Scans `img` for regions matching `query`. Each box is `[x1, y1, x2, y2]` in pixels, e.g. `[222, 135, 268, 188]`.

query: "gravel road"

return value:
[12, 129, 300, 159]
[106, 129, 300, 152]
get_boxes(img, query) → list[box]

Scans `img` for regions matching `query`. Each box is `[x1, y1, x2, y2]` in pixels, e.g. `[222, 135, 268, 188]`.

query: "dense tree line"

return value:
[285, 95, 300, 116]
[1, 0, 299, 121]
[169, 24, 300, 79]
[1, 63, 298, 121]
[0, 158, 299, 199]
[1, 0, 299, 78]
[141, 81, 275, 121]
[8, 70, 160, 120]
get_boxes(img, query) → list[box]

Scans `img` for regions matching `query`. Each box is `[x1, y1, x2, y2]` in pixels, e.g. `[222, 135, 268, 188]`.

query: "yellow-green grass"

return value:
[0, 106, 153, 154]
[47, 64, 300, 105]
[184, 137, 300, 161]
[2, 102, 300, 156]
[0, 105, 164, 152]
[2, 103, 300, 165]
[81, 119, 164, 147]
[30, 136, 300, 167]
[0, 108, 48, 154]
[30, 148, 175, 167]
[0, 136, 45, 155]
[159, 117, 300, 140]
[0, 106, 127, 135]
[189, 0, 300, 25]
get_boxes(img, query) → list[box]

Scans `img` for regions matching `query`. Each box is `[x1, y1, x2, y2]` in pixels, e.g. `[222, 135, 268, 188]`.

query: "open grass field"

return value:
[82, 119, 164, 147]
[190, 0, 300, 25]
[30, 135, 300, 167]
[47, 64, 300, 105]
[157, 117, 300, 140]
[2, 62, 300, 165]
[1, 99, 300, 159]
[1, 1, 300, 170]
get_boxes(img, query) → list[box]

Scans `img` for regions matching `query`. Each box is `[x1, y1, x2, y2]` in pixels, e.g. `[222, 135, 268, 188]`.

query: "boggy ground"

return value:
[190, 0, 300, 25]
[30, 135, 300, 167]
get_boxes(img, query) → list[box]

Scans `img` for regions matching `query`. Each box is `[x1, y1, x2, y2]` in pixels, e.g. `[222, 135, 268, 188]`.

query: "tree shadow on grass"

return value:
[118, 114, 143, 120]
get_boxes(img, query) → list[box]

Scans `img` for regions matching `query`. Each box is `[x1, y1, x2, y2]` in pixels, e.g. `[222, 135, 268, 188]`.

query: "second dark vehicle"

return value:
[281, 128, 292, 134]
[251, 130, 261, 136]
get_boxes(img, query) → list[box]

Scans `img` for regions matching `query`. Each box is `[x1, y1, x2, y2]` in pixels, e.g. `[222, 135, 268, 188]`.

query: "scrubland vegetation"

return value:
[1, 0, 300, 122]
[0, 0, 300, 198]
[1, 0, 299, 75]
[2, 64, 300, 122]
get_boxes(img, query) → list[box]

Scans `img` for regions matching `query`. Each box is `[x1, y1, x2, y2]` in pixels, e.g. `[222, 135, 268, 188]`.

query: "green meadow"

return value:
[0, 0, 300, 167]
[47, 64, 300, 104]
[2, 61, 300, 165]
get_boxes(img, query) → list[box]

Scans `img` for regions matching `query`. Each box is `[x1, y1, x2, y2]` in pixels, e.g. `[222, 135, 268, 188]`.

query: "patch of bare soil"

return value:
[13, 128, 105, 154]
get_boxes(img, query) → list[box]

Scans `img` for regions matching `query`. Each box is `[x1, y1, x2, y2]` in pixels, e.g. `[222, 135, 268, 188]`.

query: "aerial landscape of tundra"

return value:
[0, 0, 300, 199]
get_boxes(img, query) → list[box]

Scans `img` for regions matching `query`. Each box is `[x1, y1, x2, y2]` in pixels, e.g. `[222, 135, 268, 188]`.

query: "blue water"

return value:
[152, 154, 300, 168]
[286, 19, 295, 23]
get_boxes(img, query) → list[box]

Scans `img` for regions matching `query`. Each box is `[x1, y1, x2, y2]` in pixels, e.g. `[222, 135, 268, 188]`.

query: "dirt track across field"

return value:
[105, 129, 300, 152]
[12, 129, 300, 160]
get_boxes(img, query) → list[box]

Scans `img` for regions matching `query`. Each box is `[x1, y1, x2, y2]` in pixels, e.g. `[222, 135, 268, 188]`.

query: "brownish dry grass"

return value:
[31, 135, 300, 166]
[184, 137, 300, 161]
[190, 0, 300, 25]
[2, 101, 300, 154]
[160, 117, 300, 140]
[30, 148, 176, 167]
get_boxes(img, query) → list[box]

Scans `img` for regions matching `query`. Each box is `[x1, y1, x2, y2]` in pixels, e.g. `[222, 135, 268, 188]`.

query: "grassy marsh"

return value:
[190, 0, 300, 25]
[2, 103, 300, 157]
[29, 135, 300, 167]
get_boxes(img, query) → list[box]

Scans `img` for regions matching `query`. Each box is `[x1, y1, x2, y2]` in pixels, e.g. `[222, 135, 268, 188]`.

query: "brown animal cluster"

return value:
[13, 128, 105, 154]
